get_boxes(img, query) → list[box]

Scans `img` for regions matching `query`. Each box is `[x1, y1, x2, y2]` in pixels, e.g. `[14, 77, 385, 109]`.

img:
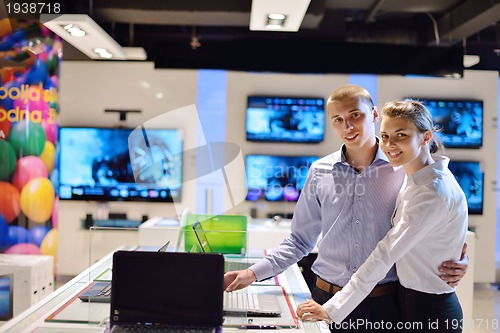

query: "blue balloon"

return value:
[8, 225, 30, 246]
[29, 225, 50, 247]
[0, 214, 9, 251]
[25, 59, 49, 85]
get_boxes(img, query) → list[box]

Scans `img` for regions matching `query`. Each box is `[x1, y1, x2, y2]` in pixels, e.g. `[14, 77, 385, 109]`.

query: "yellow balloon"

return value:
[39, 141, 56, 173]
[40, 228, 58, 259]
[20, 177, 55, 223]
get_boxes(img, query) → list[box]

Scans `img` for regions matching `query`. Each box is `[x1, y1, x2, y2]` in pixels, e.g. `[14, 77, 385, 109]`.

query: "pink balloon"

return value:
[5, 242, 41, 254]
[11, 156, 48, 191]
[42, 122, 58, 144]
[37, 53, 48, 62]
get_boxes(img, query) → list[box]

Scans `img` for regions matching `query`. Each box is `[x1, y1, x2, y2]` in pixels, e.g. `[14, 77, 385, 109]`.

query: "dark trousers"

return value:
[399, 286, 463, 333]
[312, 286, 401, 332]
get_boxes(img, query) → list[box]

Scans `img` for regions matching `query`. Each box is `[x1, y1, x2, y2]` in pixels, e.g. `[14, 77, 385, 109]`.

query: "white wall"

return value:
[58, 62, 200, 274]
[58, 62, 498, 282]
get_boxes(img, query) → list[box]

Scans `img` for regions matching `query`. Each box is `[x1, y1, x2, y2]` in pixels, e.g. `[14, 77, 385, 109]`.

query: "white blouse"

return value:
[323, 156, 468, 323]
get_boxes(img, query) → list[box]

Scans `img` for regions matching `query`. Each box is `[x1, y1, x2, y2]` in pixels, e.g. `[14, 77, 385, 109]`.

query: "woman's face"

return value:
[379, 116, 429, 173]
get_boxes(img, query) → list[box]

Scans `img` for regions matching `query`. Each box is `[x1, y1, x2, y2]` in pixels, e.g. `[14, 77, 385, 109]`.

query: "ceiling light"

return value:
[266, 13, 286, 28]
[250, 0, 311, 32]
[41, 14, 128, 60]
[463, 55, 480, 68]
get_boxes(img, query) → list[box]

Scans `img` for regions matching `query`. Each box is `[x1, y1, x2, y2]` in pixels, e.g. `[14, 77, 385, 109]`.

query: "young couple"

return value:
[225, 85, 468, 332]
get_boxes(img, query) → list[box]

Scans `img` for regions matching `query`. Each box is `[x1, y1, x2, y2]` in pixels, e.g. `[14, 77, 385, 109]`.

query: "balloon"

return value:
[30, 225, 50, 247]
[42, 122, 58, 144]
[39, 141, 56, 172]
[5, 242, 41, 255]
[51, 196, 58, 229]
[0, 181, 20, 223]
[11, 155, 48, 191]
[40, 228, 58, 258]
[24, 58, 49, 85]
[0, 119, 11, 139]
[0, 139, 16, 180]
[8, 225, 30, 245]
[0, 214, 9, 251]
[8, 121, 46, 157]
[20, 177, 54, 223]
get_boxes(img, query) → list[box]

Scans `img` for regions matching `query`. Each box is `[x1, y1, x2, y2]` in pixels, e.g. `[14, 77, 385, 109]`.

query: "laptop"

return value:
[109, 250, 224, 333]
[79, 241, 170, 303]
[192, 221, 281, 317]
[192, 220, 253, 272]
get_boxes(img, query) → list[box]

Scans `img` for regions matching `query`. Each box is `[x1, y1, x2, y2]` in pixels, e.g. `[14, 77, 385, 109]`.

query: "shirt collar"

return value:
[339, 137, 390, 165]
[408, 155, 450, 185]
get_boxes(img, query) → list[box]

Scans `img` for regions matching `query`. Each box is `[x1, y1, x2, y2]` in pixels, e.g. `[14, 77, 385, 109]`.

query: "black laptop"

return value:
[79, 241, 170, 303]
[108, 250, 224, 332]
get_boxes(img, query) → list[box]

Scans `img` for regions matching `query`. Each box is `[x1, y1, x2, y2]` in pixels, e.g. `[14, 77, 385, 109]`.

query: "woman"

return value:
[297, 100, 467, 332]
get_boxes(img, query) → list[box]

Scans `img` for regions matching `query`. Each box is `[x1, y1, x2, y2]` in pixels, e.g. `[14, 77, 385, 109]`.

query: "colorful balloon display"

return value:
[0, 21, 60, 263]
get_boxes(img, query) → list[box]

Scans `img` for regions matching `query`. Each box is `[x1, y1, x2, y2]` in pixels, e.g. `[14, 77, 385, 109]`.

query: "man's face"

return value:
[327, 97, 378, 150]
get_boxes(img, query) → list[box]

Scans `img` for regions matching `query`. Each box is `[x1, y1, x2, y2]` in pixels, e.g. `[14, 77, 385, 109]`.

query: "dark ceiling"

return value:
[62, 0, 500, 76]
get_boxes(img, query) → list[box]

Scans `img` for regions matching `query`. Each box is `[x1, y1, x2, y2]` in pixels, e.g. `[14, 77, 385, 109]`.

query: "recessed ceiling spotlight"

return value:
[266, 13, 286, 28]
[62, 24, 86, 37]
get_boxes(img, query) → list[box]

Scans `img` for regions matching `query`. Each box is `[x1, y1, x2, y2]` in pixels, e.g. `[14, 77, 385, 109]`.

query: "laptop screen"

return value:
[110, 251, 224, 327]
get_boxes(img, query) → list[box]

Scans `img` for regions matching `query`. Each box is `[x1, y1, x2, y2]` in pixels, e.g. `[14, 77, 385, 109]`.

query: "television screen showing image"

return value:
[246, 96, 325, 143]
[245, 155, 318, 202]
[0, 274, 13, 321]
[448, 161, 484, 215]
[59, 127, 183, 202]
[408, 98, 483, 149]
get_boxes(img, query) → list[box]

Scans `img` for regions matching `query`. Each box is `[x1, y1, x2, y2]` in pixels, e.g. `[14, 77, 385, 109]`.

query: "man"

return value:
[224, 85, 467, 332]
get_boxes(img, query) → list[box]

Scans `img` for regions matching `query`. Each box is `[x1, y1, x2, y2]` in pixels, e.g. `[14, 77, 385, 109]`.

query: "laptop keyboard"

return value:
[98, 283, 112, 296]
[224, 292, 260, 311]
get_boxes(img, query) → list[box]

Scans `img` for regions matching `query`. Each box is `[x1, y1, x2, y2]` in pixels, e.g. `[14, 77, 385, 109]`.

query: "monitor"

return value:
[245, 154, 318, 202]
[58, 127, 183, 202]
[246, 96, 325, 143]
[407, 98, 483, 149]
[0, 274, 13, 321]
[448, 160, 483, 215]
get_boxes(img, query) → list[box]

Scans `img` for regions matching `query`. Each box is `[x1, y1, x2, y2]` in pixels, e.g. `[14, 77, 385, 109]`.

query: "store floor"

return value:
[54, 276, 500, 332]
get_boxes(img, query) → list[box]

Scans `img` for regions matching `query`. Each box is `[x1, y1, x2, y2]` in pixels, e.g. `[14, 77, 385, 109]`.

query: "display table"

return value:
[138, 218, 475, 332]
[0, 246, 329, 333]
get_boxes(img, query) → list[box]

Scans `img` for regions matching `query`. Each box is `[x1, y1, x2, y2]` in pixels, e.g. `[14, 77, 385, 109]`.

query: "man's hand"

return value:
[296, 300, 332, 323]
[439, 242, 468, 287]
[224, 269, 257, 292]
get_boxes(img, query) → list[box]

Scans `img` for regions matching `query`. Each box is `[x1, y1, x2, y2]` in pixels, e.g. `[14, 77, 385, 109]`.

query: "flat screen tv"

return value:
[58, 127, 183, 202]
[245, 154, 318, 202]
[246, 96, 325, 143]
[407, 98, 483, 149]
[448, 160, 484, 215]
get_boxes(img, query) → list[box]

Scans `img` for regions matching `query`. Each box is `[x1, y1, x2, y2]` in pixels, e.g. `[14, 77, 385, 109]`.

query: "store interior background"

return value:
[57, 63, 499, 283]
[31, 0, 500, 310]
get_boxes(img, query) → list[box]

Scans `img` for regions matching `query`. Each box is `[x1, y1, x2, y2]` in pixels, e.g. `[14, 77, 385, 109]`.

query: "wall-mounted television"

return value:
[58, 127, 183, 202]
[448, 160, 484, 215]
[406, 98, 483, 149]
[245, 154, 318, 202]
[246, 96, 325, 143]
[0, 274, 13, 321]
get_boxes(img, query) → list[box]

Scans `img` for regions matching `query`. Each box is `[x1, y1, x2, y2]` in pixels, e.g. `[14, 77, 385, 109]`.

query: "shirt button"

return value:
[355, 243, 359, 248]
[356, 219, 360, 224]
[353, 267, 357, 272]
